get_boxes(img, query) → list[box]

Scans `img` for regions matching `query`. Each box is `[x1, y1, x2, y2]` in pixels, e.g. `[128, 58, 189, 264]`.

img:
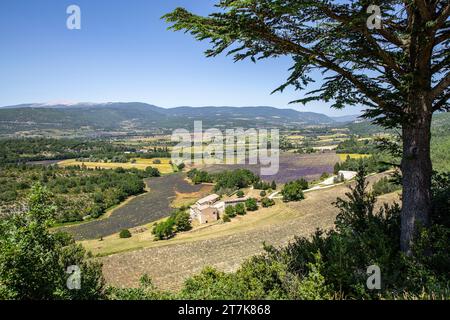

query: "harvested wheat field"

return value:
[58, 158, 174, 174]
[99, 173, 399, 291]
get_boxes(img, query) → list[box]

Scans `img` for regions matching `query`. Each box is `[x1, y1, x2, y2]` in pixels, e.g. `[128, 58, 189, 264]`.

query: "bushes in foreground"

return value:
[0, 185, 105, 300]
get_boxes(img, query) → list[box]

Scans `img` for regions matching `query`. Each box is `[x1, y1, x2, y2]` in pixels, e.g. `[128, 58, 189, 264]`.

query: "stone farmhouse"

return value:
[189, 193, 249, 224]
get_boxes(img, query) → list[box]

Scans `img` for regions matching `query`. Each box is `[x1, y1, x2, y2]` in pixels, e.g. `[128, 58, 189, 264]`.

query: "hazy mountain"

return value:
[331, 114, 361, 123]
[0, 102, 336, 136]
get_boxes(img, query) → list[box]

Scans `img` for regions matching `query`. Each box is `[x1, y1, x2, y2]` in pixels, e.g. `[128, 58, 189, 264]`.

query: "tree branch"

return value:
[319, 6, 405, 75]
[435, 3, 450, 29]
[433, 91, 450, 111]
[432, 72, 450, 99]
[414, 0, 433, 21]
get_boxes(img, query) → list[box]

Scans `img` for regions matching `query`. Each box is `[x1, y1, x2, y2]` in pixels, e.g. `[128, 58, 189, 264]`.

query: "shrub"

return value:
[245, 198, 258, 211]
[271, 181, 277, 190]
[119, 229, 132, 239]
[0, 184, 105, 300]
[172, 210, 192, 232]
[261, 198, 275, 208]
[145, 166, 161, 177]
[236, 190, 245, 198]
[235, 203, 246, 215]
[225, 205, 236, 218]
[372, 176, 401, 196]
[222, 213, 231, 223]
[152, 159, 161, 164]
[281, 181, 306, 202]
[260, 190, 267, 197]
[320, 172, 331, 180]
[152, 218, 175, 240]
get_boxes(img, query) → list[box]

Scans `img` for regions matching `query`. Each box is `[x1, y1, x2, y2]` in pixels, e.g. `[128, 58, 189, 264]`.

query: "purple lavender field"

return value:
[202, 152, 340, 184]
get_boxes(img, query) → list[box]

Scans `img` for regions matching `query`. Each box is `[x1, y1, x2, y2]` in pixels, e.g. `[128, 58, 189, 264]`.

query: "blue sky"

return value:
[0, 0, 360, 116]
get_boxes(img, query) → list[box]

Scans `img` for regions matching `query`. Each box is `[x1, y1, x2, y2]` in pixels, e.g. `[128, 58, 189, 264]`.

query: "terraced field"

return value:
[98, 173, 398, 290]
[62, 173, 203, 240]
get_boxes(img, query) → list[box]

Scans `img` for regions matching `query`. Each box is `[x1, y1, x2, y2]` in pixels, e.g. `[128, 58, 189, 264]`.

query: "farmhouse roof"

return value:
[224, 197, 249, 204]
[197, 194, 220, 205]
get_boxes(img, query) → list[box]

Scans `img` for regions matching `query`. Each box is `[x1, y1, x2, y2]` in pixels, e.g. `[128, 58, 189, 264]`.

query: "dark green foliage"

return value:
[225, 205, 237, 218]
[145, 166, 161, 177]
[151, 219, 176, 241]
[172, 209, 192, 232]
[281, 180, 307, 202]
[0, 165, 153, 224]
[187, 169, 213, 184]
[235, 203, 246, 215]
[261, 198, 275, 208]
[337, 154, 391, 174]
[336, 137, 376, 154]
[222, 213, 231, 223]
[0, 185, 105, 300]
[253, 180, 271, 190]
[270, 181, 277, 190]
[119, 229, 132, 239]
[236, 190, 245, 198]
[151, 209, 191, 240]
[372, 177, 401, 196]
[245, 198, 258, 211]
[0, 138, 128, 165]
[214, 169, 259, 194]
[188, 169, 259, 194]
[259, 190, 266, 197]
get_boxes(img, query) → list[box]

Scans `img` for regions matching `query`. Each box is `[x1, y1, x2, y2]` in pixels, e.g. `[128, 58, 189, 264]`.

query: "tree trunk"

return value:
[400, 93, 433, 255]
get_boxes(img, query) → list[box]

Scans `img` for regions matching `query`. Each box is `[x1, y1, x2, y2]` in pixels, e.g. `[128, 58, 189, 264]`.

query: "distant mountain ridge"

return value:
[0, 102, 337, 136]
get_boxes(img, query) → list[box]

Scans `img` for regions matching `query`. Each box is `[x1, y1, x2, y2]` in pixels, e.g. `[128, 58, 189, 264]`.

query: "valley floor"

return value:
[91, 173, 398, 291]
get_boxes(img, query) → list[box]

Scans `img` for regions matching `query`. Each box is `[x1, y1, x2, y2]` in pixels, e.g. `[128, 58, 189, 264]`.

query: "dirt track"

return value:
[101, 173, 399, 290]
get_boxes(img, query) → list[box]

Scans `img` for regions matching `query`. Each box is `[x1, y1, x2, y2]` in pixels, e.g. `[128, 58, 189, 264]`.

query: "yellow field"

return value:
[318, 133, 348, 140]
[58, 158, 174, 173]
[286, 135, 305, 140]
[338, 153, 371, 161]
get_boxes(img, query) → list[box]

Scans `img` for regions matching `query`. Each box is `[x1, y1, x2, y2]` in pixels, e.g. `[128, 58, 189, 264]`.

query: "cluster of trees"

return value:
[261, 197, 275, 208]
[213, 169, 259, 194]
[137, 147, 171, 159]
[0, 164, 160, 223]
[253, 180, 276, 191]
[372, 176, 402, 196]
[0, 138, 129, 164]
[187, 169, 260, 195]
[151, 208, 191, 241]
[187, 169, 213, 184]
[336, 137, 376, 154]
[281, 179, 309, 202]
[334, 155, 392, 175]
[222, 198, 259, 222]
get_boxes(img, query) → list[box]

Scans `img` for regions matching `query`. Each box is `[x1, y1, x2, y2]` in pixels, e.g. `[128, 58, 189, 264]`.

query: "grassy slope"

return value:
[431, 113, 450, 172]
